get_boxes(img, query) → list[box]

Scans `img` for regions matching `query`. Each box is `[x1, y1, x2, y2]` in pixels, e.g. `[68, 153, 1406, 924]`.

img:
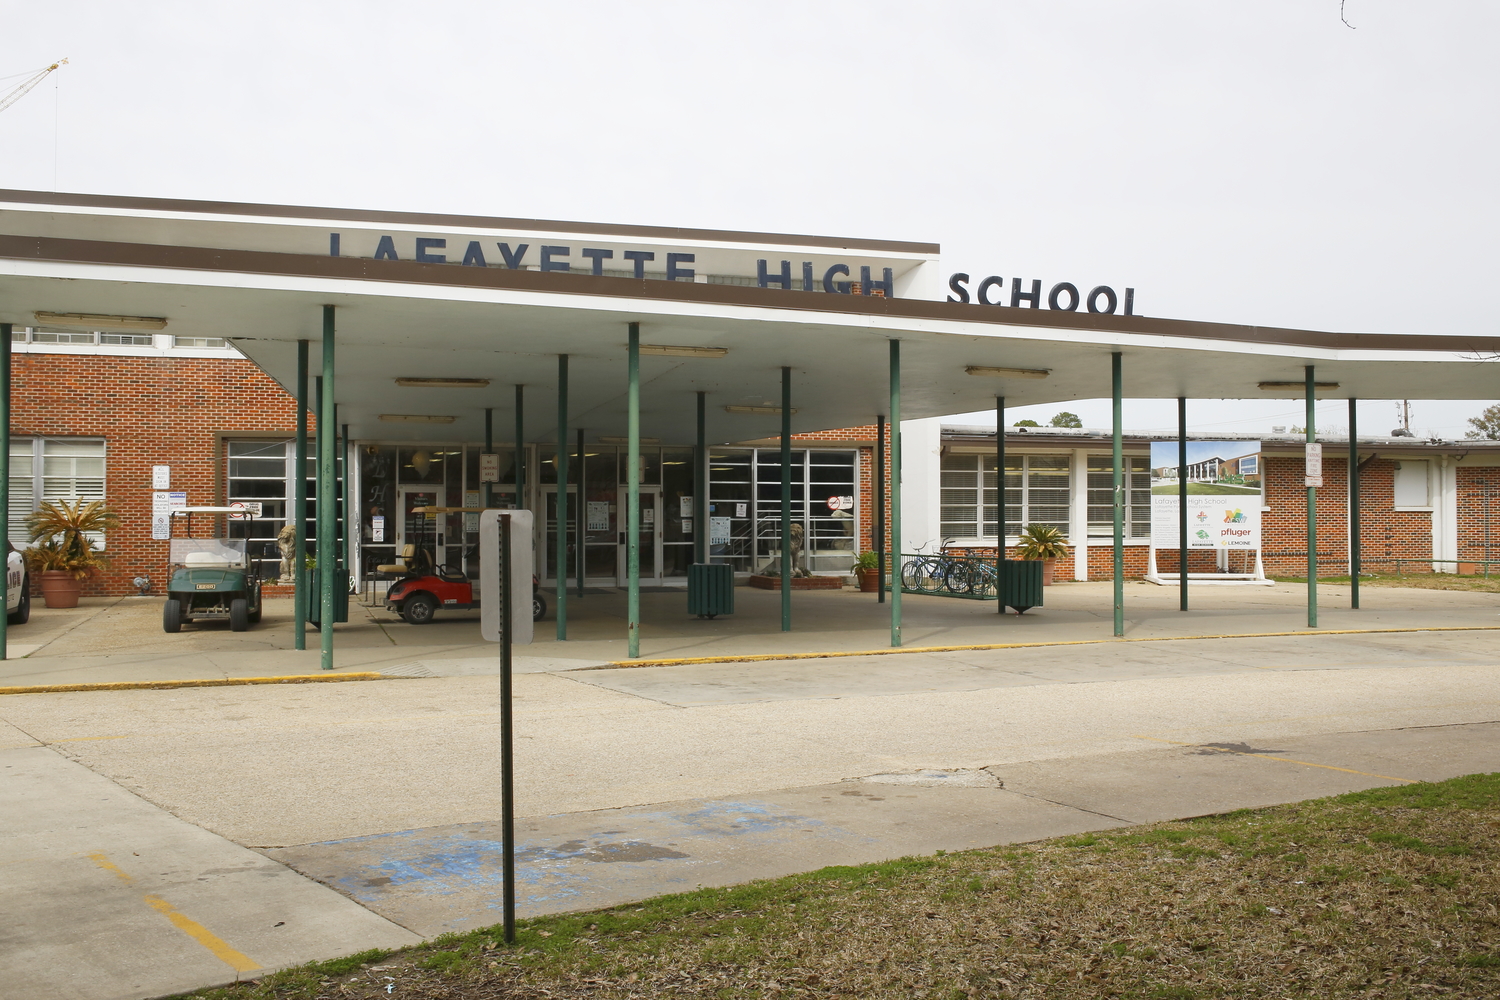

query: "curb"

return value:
[589, 625, 1500, 670]
[0, 672, 391, 696]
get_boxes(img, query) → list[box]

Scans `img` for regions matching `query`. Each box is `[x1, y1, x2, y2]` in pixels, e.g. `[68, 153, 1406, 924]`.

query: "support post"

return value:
[0, 323, 9, 661]
[780, 367, 793, 632]
[556, 354, 568, 641]
[1178, 396, 1188, 611]
[1349, 397, 1360, 610]
[498, 512, 515, 944]
[294, 341, 308, 650]
[484, 408, 493, 510]
[626, 324, 641, 657]
[996, 396, 1005, 614]
[576, 427, 585, 598]
[889, 341, 902, 647]
[1112, 352, 1124, 638]
[514, 385, 525, 513]
[875, 414, 886, 604]
[1306, 366, 1318, 628]
[695, 392, 707, 565]
[318, 307, 336, 671]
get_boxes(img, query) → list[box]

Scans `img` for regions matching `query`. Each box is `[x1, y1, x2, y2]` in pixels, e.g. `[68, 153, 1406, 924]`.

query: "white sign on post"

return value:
[479, 453, 500, 483]
[1148, 442, 1263, 551]
[1304, 443, 1323, 488]
[151, 491, 187, 539]
[479, 509, 535, 645]
[151, 465, 171, 489]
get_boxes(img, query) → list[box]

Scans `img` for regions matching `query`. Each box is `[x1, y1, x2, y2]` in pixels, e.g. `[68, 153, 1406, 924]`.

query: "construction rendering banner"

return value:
[1148, 441, 1263, 550]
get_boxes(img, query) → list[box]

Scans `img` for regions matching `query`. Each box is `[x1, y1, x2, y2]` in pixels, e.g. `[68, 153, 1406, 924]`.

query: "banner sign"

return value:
[1149, 441, 1263, 551]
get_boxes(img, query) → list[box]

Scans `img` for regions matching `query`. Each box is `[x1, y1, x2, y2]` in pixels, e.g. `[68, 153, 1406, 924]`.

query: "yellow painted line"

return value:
[87, 851, 259, 973]
[0, 672, 390, 696]
[1131, 734, 1417, 783]
[142, 895, 259, 973]
[590, 625, 1500, 670]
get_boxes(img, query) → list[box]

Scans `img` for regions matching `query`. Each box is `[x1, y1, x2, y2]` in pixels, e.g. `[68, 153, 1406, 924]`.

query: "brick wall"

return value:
[14, 354, 301, 596]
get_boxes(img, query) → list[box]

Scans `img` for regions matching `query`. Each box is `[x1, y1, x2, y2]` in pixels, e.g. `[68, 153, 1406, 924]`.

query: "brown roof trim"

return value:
[0, 188, 940, 256]
[5, 233, 1500, 355]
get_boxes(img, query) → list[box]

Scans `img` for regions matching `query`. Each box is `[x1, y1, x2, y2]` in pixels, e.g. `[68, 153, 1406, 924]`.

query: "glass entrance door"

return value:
[541, 486, 578, 585]
[616, 487, 661, 585]
[397, 488, 442, 573]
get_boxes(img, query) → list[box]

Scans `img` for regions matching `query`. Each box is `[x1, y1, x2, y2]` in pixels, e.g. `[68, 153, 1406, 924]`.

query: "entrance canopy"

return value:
[2, 189, 1498, 446]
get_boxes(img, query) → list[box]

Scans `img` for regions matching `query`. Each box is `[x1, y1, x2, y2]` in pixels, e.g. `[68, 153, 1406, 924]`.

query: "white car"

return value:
[7, 543, 30, 625]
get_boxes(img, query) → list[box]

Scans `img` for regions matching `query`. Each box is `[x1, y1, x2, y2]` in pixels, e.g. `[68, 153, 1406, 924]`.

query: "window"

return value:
[1393, 460, 1431, 507]
[30, 330, 97, 345]
[939, 453, 1070, 541]
[1088, 455, 1151, 539]
[8, 438, 107, 544]
[173, 336, 227, 348]
[100, 333, 155, 346]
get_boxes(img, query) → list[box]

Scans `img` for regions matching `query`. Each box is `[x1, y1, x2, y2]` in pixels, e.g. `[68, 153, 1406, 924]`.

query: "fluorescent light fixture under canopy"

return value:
[725, 405, 797, 415]
[1258, 381, 1340, 391]
[394, 377, 491, 388]
[638, 344, 728, 358]
[379, 414, 457, 424]
[598, 436, 660, 445]
[964, 365, 1050, 379]
[34, 311, 167, 330]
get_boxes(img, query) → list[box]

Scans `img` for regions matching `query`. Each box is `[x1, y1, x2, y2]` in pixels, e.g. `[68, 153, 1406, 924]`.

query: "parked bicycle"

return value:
[900, 538, 999, 598]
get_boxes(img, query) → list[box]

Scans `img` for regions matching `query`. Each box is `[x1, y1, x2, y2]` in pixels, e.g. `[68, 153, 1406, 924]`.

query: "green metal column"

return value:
[626, 324, 641, 657]
[484, 408, 493, 510]
[294, 342, 308, 650]
[1178, 396, 1188, 611]
[875, 414, 885, 605]
[556, 354, 569, 640]
[0, 323, 9, 661]
[318, 307, 336, 671]
[1306, 366, 1318, 629]
[889, 341, 902, 647]
[996, 396, 1005, 614]
[514, 385, 525, 513]
[1112, 352, 1124, 638]
[780, 367, 792, 632]
[695, 392, 707, 565]
[1349, 398, 1360, 610]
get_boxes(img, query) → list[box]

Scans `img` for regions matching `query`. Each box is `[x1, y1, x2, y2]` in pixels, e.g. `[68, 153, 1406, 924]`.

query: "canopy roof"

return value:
[2, 189, 1497, 445]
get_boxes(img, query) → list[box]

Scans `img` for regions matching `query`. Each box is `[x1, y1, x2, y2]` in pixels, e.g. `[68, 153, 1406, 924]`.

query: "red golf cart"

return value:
[381, 506, 546, 625]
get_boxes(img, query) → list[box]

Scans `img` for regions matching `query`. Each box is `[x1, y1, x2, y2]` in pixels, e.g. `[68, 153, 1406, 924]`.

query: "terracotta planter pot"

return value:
[856, 567, 881, 593]
[40, 570, 83, 608]
[1040, 558, 1057, 587]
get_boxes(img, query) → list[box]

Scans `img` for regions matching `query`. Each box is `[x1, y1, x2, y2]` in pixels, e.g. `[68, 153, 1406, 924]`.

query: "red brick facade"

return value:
[13, 354, 302, 596]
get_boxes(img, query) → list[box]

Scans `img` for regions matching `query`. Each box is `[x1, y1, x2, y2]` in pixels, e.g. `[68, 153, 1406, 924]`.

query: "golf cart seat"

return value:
[436, 564, 467, 584]
[376, 545, 415, 576]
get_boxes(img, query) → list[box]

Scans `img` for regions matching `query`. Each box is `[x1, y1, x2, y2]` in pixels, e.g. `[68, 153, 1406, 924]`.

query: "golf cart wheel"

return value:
[229, 598, 249, 632]
[402, 593, 437, 625]
[532, 592, 547, 622]
[8, 580, 30, 625]
[163, 598, 182, 633]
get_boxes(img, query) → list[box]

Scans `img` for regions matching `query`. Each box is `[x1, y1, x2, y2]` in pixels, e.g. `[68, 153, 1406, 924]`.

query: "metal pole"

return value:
[498, 512, 515, 944]
[996, 396, 1005, 614]
[695, 392, 707, 565]
[1178, 396, 1188, 611]
[627, 324, 641, 657]
[1112, 352, 1124, 638]
[875, 414, 886, 604]
[576, 427, 585, 598]
[890, 341, 902, 647]
[1306, 365, 1318, 629]
[319, 307, 336, 671]
[484, 408, 493, 510]
[294, 342, 307, 650]
[515, 385, 525, 513]
[556, 354, 568, 641]
[0, 323, 9, 661]
[1349, 397, 1360, 610]
[780, 366, 792, 632]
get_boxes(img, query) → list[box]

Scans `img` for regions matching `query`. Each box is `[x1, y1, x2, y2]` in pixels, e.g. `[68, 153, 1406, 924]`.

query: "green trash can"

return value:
[1000, 559, 1044, 614]
[306, 569, 350, 626]
[687, 562, 735, 618]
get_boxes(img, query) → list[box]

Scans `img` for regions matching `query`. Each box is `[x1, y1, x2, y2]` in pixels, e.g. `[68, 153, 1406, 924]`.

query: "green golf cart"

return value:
[162, 507, 263, 633]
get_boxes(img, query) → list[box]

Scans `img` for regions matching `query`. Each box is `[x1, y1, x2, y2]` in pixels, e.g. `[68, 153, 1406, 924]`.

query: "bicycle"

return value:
[901, 539, 998, 597]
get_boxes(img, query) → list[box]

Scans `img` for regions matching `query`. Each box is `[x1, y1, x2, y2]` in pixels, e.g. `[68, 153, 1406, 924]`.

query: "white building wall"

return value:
[900, 417, 944, 555]
[1070, 448, 1090, 580]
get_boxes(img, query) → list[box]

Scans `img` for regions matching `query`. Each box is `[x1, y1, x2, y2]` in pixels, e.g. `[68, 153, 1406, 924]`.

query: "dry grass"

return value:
[1280, 573, 1500, 594]
[179, 774, 1500, 1000]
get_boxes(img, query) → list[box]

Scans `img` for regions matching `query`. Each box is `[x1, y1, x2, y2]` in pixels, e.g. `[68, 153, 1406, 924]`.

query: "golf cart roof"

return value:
[169, 507, 243, 514]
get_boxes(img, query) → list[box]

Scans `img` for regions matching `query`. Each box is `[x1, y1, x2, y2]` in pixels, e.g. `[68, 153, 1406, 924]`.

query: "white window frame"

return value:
[939, 452, 1072, 544]
[9, 436, 108, 548]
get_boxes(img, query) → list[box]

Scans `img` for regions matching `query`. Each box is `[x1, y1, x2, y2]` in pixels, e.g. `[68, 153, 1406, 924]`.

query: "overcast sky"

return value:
[2, 1, 1495, 438]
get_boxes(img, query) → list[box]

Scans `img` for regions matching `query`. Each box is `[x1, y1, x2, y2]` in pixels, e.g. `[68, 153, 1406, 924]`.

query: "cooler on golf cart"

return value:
[162, 507, 264, 633]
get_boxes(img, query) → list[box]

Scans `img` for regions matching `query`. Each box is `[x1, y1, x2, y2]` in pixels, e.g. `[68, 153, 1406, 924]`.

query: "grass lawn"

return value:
[1150, 483, 1263, 495]
[1277, 573, 1500, 595]
[177, 774, 1500, 999]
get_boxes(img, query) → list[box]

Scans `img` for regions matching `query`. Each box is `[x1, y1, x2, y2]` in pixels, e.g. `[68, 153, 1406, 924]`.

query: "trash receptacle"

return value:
[1000, 559, 1044, 614]
[687, 562, 735, 618]
[306, 569, 350, 625]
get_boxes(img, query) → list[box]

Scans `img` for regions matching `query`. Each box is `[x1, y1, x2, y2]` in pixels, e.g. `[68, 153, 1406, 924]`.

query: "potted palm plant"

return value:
[25, 499, 120, 608]
[852, 550, 881, 592]
[1016, 524, 1069, 587]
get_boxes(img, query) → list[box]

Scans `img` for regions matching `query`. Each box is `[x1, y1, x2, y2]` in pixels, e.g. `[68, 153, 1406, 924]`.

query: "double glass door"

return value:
[616, 487, 661, 586]
[540, 486, 666, 586]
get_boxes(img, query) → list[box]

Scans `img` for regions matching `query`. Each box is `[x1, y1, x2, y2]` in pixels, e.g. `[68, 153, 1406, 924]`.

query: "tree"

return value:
[1013, 419, 1040, 427]
[1049, 412, 1082, 428]
[1465, 403, 1500, 440]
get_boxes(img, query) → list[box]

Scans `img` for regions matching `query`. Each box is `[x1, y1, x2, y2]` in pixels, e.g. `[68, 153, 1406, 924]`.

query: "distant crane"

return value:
[0, 58, 68, 115]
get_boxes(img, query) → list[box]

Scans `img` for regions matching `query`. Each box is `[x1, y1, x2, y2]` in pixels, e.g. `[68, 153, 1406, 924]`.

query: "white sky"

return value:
[1, 1, 1495, 438]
